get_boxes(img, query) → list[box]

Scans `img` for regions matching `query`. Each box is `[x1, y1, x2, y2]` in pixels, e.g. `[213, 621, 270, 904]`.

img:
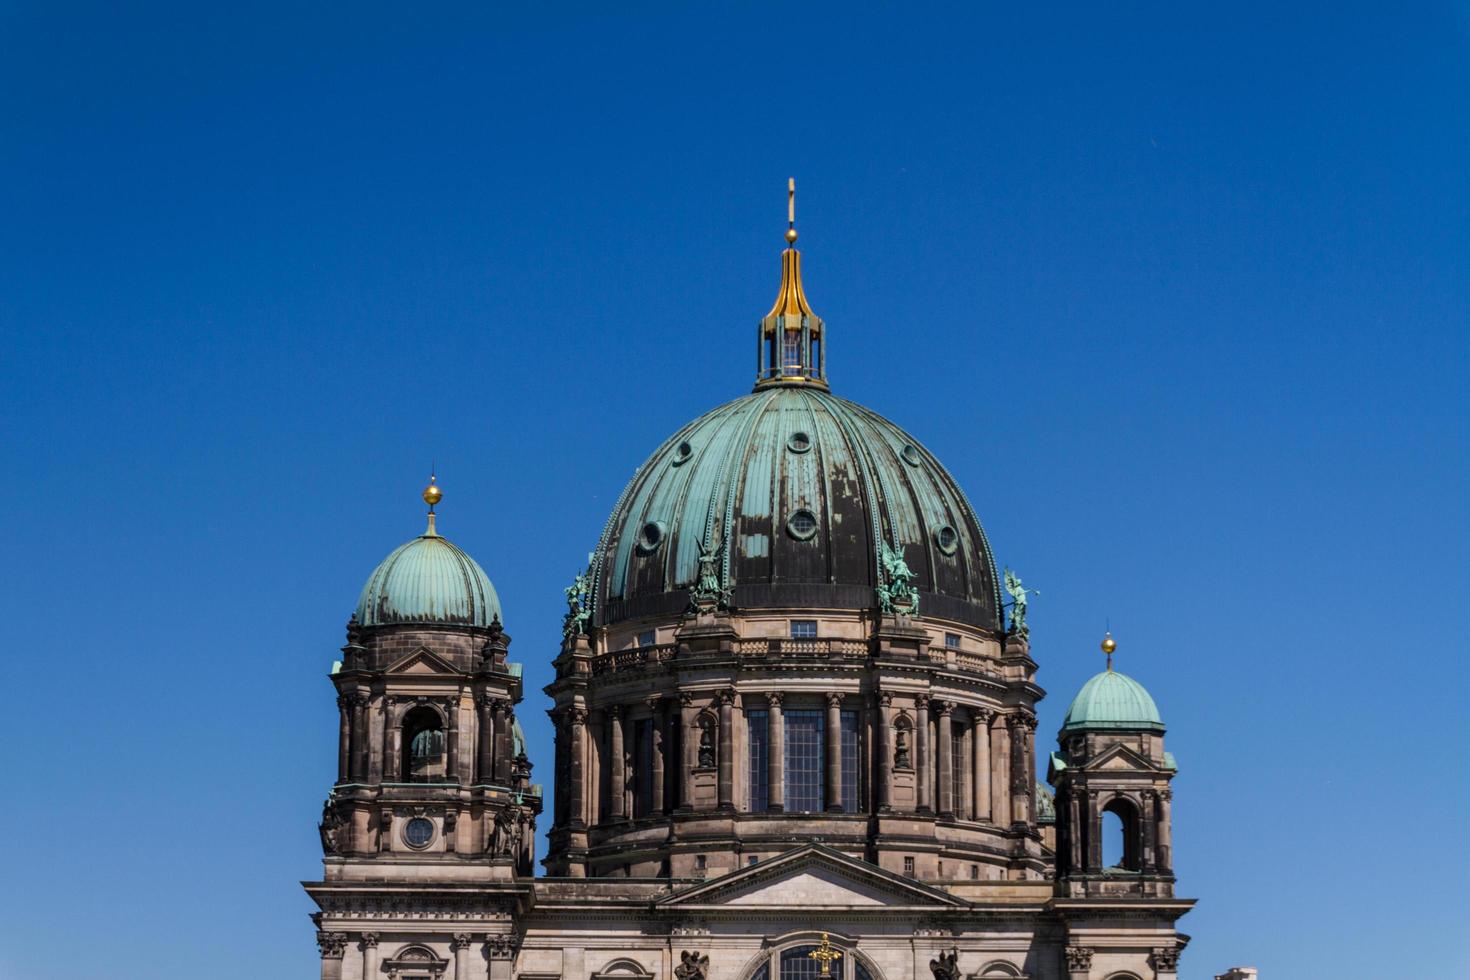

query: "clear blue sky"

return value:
[2, 4, 1466, 978]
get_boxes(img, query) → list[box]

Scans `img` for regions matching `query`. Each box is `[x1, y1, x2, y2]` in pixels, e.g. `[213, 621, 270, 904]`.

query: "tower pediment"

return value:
[657, 844, 963, 910]
[384, 646, 458, 675]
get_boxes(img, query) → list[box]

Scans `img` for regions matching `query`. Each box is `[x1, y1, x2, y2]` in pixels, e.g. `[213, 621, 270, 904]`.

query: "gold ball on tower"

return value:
[1101, 632, 1116, 655]
[785, 227, 798, 244]
[422, 476, 442, 509]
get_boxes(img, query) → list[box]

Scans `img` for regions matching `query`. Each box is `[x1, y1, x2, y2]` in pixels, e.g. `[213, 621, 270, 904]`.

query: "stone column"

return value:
[336, 696, 351, 783]
[316, 931, 346, 980]
[1087, 789, 1103, 871]
[914, 695, 931, 813]
[958, 716, 972, 820]
[991, 715, 1010, 826]
[1068, 786, 1083, 873]
[608, 705, 626, 820]
[972, 709, 992, 821]
[445, 695, 461, 783]
[476, 695, 495, 785]
[568, 708, 587, 827]
[491, 699, 510, 785]
[936, 701, 954, 819]
[360, 933, 379, 980]
[1150, 945, 1181, 980]
[377, 696, 396, 784]
[679, 693, 696, 809]
[718, 689, 736, 810]
[348, 695, 368, 783]
[647, 697, 665, 814]
[767, 692, 785, 811]
[824, 692, 844, 812]
[1008, 714, 1030, 825]
[876, 693, 893, 811]
[1158, 788, 1173, 872]
[1142, 790, 1158, 872]
[1064, 946, 1093, 980]
[453, 933, 473, 979]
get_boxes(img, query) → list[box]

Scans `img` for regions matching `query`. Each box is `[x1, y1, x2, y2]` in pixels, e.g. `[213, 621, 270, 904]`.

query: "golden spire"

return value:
[756, 178, 828, 389]
[1101, 631, 1116, 671]
[422, 472, 442, 536]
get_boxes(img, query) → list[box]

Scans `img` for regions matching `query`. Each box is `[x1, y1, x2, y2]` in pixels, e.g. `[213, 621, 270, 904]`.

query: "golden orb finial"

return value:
[1101, 631, 1116, 670]
[422, 473, 442, 535]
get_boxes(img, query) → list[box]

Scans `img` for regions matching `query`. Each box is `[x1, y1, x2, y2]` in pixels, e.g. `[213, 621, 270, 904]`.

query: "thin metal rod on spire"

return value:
[786, 177, 797, 244]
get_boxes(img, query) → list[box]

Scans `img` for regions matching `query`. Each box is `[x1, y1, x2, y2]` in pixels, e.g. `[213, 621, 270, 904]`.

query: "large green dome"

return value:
[355, 530, 502, 628]
[590, 385, 1002, 630]
[1060, 669, 1164, 734]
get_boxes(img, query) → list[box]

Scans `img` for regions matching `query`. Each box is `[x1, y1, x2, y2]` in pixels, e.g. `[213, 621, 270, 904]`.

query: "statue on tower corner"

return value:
[562, 559, 593, 640]
[1003, 568, 1039, 637]
[929, 949, 960, 980]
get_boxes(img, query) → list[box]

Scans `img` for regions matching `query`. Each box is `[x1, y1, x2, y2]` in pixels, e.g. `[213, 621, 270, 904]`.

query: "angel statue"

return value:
[929, 949, 960, 980]
[1003, 568, 1039, 636]
[689, 534, 731, 612]
[562, 560, 592, 639]
[877, 541, 919, 615]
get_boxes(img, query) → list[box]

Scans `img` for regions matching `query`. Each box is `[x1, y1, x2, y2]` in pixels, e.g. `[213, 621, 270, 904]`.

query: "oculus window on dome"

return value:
[637, 521, 666, 554]
[787, 509, 819, 540]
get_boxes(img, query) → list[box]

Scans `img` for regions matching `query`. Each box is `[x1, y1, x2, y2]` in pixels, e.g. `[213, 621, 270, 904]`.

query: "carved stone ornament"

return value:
[1064, 946, 1093, 971]
[894, 728, 912, 769]
[674, 950, 710, 980]
[318, 799, 343, 855]
[360, 932, 379, 949]
[1150, 946, 1182, 971]
[929, 948, 960, 980]
[488, 934, 517, 959]
[697, 721, 716, 769]
[316, 931, 348, 958]
[452, 933, 474, 950]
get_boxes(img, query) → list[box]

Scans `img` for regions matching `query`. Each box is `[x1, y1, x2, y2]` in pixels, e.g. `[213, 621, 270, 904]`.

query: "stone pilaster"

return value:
[568, 707, 587, 827]
[767, 692, 785, 811]
[971, 708, 992, 821]
[876, 692, 893, 811]
[336, 695, 351, 783]
[445, 695, 461, 782]
[824, 692, 844, 811]
[608, 704, 626, 820]
[1064, 945, 1092, 980]
[935, 700, 954, 819]
[316, 931, 347, 980]
[915, 694, 931, 813]
[1150, 945, 1181, 979]
[453, 933, 474, 980]
[647, 697, 665, 814]
[718, 689, 736, 810]
[476, 694, 495, 785]
[360, 933, 379, 980]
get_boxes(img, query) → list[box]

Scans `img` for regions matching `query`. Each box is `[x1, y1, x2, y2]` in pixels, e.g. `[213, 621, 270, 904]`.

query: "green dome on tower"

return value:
[1060, 668, 1164, 734]
[354, 481, 502, 628]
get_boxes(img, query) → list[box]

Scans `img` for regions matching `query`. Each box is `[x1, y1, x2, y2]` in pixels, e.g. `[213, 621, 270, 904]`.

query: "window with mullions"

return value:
[840, 710, 860, 812]
[633, 719, 654, 817]
[784, 710, 824, 812]
[790, 619, 818, 638]
[782, 330, 801, 374]
[748, 709, 769, 812]
[780, 946, 822, 980]
[951, 724, 965, 815]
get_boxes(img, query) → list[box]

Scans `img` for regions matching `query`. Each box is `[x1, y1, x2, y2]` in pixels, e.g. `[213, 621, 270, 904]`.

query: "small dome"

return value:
[355, 532, 502, 628]
[1060, 669, 1164, 734]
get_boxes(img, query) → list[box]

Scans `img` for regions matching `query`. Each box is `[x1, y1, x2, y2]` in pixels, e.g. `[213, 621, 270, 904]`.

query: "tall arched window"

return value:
[1102, 797, 1141, 870]
[401, 706, 445, 783]
[780, 946, 822, 980]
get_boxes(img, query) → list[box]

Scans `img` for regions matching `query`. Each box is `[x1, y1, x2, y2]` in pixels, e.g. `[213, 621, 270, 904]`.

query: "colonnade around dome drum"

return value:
[544, 604, 1052, 881]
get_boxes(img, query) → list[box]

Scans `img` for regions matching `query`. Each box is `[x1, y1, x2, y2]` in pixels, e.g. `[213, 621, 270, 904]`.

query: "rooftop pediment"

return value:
[384, 646, 458, 675]
[658, 844, 963, 910]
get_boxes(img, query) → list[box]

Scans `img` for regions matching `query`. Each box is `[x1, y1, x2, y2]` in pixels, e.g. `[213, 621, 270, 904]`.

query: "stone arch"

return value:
[1101, 793, 1143, 871]
[591, 956, 655, 980]
[383, 943, 448, 979]
[973, 960, 1025, 978]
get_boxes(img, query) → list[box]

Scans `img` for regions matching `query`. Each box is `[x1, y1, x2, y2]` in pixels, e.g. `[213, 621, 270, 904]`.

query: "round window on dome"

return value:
[637, 520, 667, 554]
[933, 524, 959, 555]
[787, 431, 812, 454]
[403, 817, 435, 849]
[672, 441, 694, 465]
[901, 444, 923, 467]
[787, 509, 819, 541]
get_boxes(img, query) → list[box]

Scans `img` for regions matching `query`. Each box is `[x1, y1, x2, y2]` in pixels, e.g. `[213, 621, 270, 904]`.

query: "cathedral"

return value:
[305, 189, 1195, 980]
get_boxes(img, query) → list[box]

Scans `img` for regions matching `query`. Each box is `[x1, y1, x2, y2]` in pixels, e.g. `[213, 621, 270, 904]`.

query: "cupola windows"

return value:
[402, 706, 446, 783]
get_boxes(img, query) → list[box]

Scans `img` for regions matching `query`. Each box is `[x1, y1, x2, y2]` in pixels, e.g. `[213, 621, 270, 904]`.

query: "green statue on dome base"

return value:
[1003, 568, 1039, 637]
[562, 558, 593, 639]
[877, 541, 919, 616]
[689, 535, 732, 613]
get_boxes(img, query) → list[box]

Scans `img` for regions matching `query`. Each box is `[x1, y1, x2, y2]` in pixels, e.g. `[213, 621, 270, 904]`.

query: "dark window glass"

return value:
[840, 710, 860, 813]
[780, 946, 821, 980]
[784, 709, 824, 812]
[751, 965, 771, 980]
[633, 719, 654, 817]
[783, 330, 801, 373]
[903, 855, 915, 876]
[637, 630, 655, 647]
[811, 338, 822, 377]
[788, 509, 818, 539]
[748, 709, 769, 812]
[970, 864, 979, 880]
[945, 632, 960, 649]
[404, 817, 434, 847]
[951, 724, 966, 814]
[790, 620, 818, 639]
[854, 961, 873, 980]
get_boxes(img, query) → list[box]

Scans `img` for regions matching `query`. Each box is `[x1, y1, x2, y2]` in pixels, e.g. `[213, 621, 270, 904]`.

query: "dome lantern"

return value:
[755, 178, 828, 391]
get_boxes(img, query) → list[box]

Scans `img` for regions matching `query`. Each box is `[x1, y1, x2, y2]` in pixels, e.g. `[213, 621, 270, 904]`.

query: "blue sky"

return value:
[1, 4, 1467, 978]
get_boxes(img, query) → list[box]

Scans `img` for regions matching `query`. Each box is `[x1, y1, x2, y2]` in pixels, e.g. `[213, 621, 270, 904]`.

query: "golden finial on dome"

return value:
[785, 177, 798, 244]
[422, 472, 441, 536]
[1101, 631, 1116, 671]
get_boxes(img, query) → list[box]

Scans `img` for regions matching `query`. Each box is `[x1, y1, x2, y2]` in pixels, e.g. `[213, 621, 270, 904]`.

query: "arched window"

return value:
[1102, 796, 1141, 870]
[780, 946, 821, 980]
[402, 706, 445, 783]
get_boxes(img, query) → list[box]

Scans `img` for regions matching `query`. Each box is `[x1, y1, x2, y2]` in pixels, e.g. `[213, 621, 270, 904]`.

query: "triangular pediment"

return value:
[385, 647, 457, 675]
[658, 844, 963, 909]
[1087, 743, 1157, 773]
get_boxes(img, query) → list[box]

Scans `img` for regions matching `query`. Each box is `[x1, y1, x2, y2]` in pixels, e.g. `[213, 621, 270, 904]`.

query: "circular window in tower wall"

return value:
[403, 817, 435, 849]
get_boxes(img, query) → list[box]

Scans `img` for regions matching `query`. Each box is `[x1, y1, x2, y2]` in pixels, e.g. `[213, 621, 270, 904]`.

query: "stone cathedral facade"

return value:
[305, 201, 1195, 980]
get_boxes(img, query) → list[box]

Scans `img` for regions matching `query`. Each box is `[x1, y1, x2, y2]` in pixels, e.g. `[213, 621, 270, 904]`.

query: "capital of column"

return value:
[645, 695, 664, 712]
[679, 691, 695, 708]
[477, 693, 495, 709]
[452, 933, 475, 951]
[826, 692, 845, 708]
[360, 932, 379, 949]
[914, 693, 930, 709]
[1064, 946, 1093, 971]
[608, 703, 623, 720]
[718, 688, 737, 706]
[767, 691, 785, 708]
[934, 699, 953, 717]
[878, 691, 893, 707]
[568, 706, 588, 725]
[487, 934, 517, 959]
[973, 707, 993, 722]
[1149, 946, 1181, 971]
[316, 931, 348, 959]
[1007, 711, 1034, 731]
[1160, 788, 1173, 802]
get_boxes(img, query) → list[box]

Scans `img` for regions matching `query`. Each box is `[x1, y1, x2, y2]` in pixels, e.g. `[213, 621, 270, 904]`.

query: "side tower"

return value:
[1050, 635, 1191, 978]
[306, 480, 542, 980]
